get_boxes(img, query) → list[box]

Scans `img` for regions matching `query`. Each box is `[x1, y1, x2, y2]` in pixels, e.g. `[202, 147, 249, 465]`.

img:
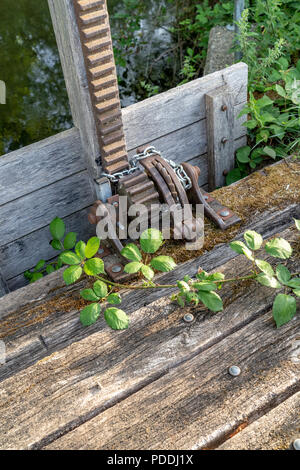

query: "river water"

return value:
[0, 0, 177, 154]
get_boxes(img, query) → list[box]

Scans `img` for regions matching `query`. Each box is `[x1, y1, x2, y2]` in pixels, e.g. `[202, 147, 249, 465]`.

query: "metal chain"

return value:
[102, 146, 192, 190]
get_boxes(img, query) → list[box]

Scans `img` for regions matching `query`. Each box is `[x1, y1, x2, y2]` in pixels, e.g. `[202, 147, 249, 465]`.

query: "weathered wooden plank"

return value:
[0, 129, 84, 206]
[122, 63, 248, 151]
[0, 208, 95, 282]
[0, 271, 9, 298]
[218, 392, 300, 450]
[127, 103, 246, 162]
[48, 0, 100, 185]
[206, 85, 235, 190]
[0, 208, 297, 386]
[0, 227, 298, 449]
[44, 307, 299, 450]
[0, 172, 94, 247]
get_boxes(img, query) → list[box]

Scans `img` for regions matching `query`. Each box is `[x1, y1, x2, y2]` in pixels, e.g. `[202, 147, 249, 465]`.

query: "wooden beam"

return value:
[0, 270, 9, 298]
[206, 85, 235, 190]
[48, 0, 100, 193]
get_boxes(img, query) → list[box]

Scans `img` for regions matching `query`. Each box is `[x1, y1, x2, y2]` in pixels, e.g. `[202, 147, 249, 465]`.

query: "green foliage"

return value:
[28, 218, 300, 332]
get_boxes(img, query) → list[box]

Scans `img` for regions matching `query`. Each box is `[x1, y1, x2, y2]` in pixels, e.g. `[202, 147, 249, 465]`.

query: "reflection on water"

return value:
[0, 0, 176, 155]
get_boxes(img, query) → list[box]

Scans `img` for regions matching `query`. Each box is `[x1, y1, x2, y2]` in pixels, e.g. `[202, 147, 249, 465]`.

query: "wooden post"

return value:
[205, 85, 235, 190]
[48, 0, 103, 199]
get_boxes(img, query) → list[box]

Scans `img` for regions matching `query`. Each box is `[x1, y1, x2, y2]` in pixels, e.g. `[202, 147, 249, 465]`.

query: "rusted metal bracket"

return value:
[72, 0, 129, 175]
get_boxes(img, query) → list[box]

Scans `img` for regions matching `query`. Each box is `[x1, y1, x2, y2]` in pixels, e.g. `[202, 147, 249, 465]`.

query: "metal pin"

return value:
[111, 265, 122, 273]
[228, 365, 241, 377]
[183, 313, 194, 323]
[220, 210, 230, 217]
[221, 137, 228, 144]
[293, 439, 300, 450]
[221, 105, 228, 112]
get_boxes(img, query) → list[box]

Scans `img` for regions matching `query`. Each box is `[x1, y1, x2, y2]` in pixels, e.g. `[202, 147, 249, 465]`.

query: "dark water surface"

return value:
[0, 0, 175, 155]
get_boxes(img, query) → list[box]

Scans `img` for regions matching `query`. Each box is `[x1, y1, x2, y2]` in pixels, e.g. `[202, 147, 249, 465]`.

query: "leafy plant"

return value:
[28, 217, 300, 331]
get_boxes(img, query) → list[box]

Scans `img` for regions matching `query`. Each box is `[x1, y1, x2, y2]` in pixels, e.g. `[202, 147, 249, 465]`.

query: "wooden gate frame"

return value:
[0, 0, 248, 294]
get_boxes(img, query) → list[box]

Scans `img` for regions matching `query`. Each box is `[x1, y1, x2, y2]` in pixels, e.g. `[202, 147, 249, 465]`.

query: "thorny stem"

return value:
[95, 270, 300, 292]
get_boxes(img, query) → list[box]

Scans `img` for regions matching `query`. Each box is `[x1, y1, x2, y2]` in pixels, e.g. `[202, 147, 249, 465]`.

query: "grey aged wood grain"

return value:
[218, 392, 300, 450]
[48, 0, 100, 186]
[206, 85, 235, 190]
[0, 225, 298, 450]
[0, 271, 9, 297]
[44, 309, 299, 450]
[122, 63, 248, 151]
[0, 204, 298, 383]
[0, 129, 84, 206]
[0, 171, 94, 247]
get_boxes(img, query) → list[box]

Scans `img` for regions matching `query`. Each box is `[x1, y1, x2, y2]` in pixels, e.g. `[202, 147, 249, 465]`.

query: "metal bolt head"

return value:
[183, 313, 194, 323]
[113, 202, 119, 207]
[111, 265, 122, 273]
[223, 169, 229, 176]
[221, 105, 228, 112]
[221, 137, 228, 144]
[220, 210, 230, 217]
[293, 439, 300, 450]
[228, 365, 241, 377]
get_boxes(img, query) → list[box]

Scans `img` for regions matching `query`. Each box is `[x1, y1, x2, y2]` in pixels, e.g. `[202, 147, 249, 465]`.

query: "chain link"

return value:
[102, 146, 192, 190]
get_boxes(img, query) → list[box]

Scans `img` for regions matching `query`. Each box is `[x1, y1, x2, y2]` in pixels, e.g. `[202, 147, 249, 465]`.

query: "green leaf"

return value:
[30, 272, 44, 283]
[46, 265, 55, 275]
[293, 289, 300, 297]
[275, 84, 286, 98]
[276, 264, 291, 284]
[121, 243, 142, 262]
[294, 219, 300, 231]
[51, 239, 62, 251]
[141, 265, 155, 280]
[255, 259, 274, 277]
[150, 256, 177, 272]
[256, 95, 273, 108]
[256, 274, 281, 289]
[85, 237, 100, 259]
[107, 293, 122, 305]
[75, 241, 86, 261]
[80, 289, 100, 301]
[63, 265, 83, 285]
[104, 307, 129, 330]
[35, 259, 45, 271]
[177, 281, 190, 292]
[50, 217, 65, 240]
[84, 258, 105, 276]
[226, 168, 241, 185]
[60, 251, 81, 266]
[206, 272, 225, 281]
[194, 282, 217, 291]
[265, 238, 293, 259]
[197, 290, 223, 312]
[244, 230, 263, 250]
[177, 294, 185, 307]
[263, 146, 276, 159]
[80, 303, 101, 327]
[236, 146, 251, 163]
[286, 278, 300, 289]
[272, 294, 297, 328]
[140, 229, 163, 254]
[230, 241, 254, 261]
[124, 261, 143, 274]
[93, 280, 108, 298]
[64, 232, 77, 250]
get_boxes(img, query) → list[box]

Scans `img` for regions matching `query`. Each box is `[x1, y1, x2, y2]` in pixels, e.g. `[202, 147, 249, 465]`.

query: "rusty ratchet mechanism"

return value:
[72, 1, 240, 282]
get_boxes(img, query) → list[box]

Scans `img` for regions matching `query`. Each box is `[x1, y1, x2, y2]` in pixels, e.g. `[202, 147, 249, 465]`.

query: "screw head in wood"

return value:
[221, 105, 228, 111]
[220, 210, 230, 217]
[221, 137, 228, 144]
[228, 365, 241, 377]
[293, 439, 300, 450]
[112, 265, 122, 273]
[183, 313, 194, 323]
[223, 169, 229, 176]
